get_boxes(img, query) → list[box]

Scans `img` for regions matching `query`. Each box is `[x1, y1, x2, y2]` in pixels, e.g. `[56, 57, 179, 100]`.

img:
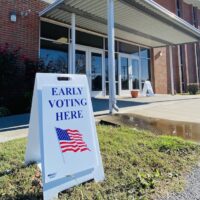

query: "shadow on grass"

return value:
[1, 193, 43, 200]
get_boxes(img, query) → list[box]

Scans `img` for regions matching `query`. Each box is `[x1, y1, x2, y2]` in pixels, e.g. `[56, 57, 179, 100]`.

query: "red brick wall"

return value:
[182, 2, 197, 84]
[182, 1, 193, 23]
[153, 0, 179, 94]
[152, 47, 169, 94]
[153, 0, 199, 93]
[0, 0, 48, 61]
[154, 0, 176, 13]
[187, 44, 197, 83]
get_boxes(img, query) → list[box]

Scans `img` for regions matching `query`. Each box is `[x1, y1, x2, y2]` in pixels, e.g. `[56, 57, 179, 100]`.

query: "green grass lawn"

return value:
[0, 126, 200, 200]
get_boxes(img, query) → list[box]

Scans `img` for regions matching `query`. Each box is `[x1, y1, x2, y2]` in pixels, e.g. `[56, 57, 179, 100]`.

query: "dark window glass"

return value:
[40, 40, 68, 73]
[140, 48, 150, 58]
[119, 42, 139, 55]
[121, 57, 129, 90]
[75, 50, 86, 74]
[91, 53, 102, 91]
[105, 53, 118, 81]
[192, 7, 197, 27]
[106, 82, 119, 95]
[105, 39, 118, 52]
[180, 45, 185, 91]
[176, 0, 181, 17]
[141, 59, 151, 82]
[76, 31, 103, 49]
[41, 22, 69, 42]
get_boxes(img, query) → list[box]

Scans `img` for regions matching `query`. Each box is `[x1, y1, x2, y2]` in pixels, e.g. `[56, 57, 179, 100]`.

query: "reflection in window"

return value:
[121, 57, 129, 90]
[105, 53, 118, 81]
[132, 59, 139, 89]
[141, 59, 151, 82]
[75, 50, 86, 74]
[140, 48, 150, 58]
[40, 40, 68, 73]
[91, 53, 102, 91]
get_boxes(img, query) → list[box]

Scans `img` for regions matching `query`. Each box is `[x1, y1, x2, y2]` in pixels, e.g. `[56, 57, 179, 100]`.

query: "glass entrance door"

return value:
[131, 59, 140, 90]
[75, 45, 104, 97]
[120, 57, 129, 91]
[75, 50, 86, 74]
[119, 54, 140, 95]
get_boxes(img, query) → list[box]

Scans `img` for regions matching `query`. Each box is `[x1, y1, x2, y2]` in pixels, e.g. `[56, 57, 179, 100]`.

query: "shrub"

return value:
[187, 84, 198, 95]
[0, 43, 20, 90]
[0, 43, 27, 114]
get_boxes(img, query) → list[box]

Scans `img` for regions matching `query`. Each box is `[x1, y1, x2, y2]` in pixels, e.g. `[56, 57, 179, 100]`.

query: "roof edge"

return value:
[39, 0, 64, 16]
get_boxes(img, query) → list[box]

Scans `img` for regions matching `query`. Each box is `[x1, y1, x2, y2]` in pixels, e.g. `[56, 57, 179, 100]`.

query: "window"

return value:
[119, 42, 139, 56]
[40, 22, 69, 73]
[121, 57, 129, 90]
[192, 7, 197, 27]
[41, 21, 69, 43]
[40, 40, 68, 73]
[76, 31, 103, 49]
[140, 48, 151, 85]
[105, 39, 118, 52]
[105, 53, 118, 81]
[176, 0, 181, 17]
[91, 53, 102, 91]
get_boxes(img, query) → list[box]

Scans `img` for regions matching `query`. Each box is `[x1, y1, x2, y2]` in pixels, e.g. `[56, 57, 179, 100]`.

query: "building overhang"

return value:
[40, 0, 200, 48]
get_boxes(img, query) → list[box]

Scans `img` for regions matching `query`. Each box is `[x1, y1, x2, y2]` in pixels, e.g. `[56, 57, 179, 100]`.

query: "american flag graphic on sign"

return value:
[55, 128, 90, 153]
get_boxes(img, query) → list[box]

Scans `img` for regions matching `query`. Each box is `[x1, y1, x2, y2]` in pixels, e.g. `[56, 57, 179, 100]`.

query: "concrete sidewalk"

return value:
[0, 128, 28, 143]
[119, 95, 200, 123]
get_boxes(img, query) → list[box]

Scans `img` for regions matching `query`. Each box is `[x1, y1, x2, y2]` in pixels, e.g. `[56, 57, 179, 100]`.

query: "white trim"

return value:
[39, 0, 64, 17]
[40, 37, 70, 44]
[75, 45, 104, 97]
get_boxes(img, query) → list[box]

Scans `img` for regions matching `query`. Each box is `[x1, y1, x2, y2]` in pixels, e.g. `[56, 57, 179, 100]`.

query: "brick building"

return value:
[153, 0, 200, 94]
[0, 0, 200, 101]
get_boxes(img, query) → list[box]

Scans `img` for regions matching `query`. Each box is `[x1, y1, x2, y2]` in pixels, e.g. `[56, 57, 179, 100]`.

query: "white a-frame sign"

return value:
[25, 73, 104, 200]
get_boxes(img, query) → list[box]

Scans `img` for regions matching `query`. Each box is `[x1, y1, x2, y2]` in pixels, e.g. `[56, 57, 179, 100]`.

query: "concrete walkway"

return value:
[0, 128, 28, 143]
[0, 94, 200, 143]
[119, 95, 200, 123]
